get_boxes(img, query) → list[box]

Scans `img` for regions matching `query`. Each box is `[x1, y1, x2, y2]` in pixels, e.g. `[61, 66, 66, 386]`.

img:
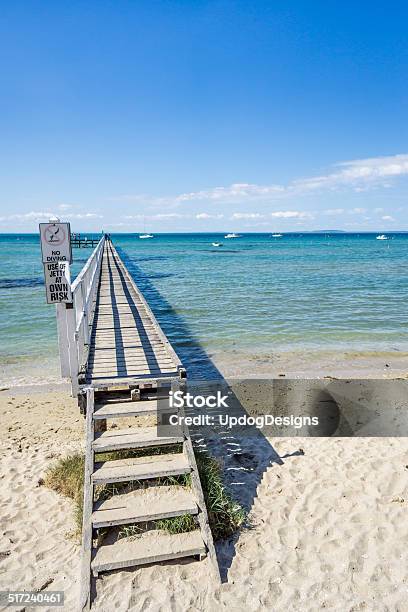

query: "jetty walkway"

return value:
[56, 236, 218, 610]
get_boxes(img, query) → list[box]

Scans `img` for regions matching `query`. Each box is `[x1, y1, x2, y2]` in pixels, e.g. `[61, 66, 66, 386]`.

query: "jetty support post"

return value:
[66, 302, 79, 396]
[55, 303, 70, 378]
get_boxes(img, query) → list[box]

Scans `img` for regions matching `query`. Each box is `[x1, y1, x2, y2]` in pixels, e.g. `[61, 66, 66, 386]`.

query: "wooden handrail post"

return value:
[55, 303, 70, 378]
[66, 302, 79, 396]
[80, 279, 90, 345]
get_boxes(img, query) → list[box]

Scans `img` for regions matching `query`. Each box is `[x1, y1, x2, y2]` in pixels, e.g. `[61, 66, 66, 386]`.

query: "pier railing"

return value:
[57, 235, 105, 394]
[72, 235, 105, 369]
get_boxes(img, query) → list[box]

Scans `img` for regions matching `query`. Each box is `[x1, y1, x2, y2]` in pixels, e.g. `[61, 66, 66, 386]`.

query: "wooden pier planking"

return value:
[73, 238, 219, 610]
[85, 241, 180, 384]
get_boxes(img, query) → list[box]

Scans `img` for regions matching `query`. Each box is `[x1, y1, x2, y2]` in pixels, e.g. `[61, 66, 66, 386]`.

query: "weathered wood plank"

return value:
[92, 486, 197, 528]
[91, 530, 205, 575]
[92, 426, 184, 452]
[79, 388, 95, 611]
[92, 453, 191, 484]
[93, 398, 161, 419]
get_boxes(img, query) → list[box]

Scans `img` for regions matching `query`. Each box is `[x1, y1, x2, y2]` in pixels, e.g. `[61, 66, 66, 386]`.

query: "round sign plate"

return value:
[44, 224, 66, 246]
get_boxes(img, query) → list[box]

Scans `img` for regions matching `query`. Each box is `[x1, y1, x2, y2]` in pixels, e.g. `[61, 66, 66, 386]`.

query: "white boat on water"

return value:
[212, 242, 222, 247]
[376, 234, 389, 240]
[224, 233, 241, 238]
[139, 233, 154, 239]
[271, 233, 283, 238]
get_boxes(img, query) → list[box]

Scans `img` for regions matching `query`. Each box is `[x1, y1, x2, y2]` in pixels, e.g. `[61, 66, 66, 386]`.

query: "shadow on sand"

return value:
[117, 248, 342, 581]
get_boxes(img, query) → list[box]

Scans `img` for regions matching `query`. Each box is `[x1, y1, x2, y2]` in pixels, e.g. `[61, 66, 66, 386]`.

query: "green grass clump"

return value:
[44, 448, 245, 541]
[95, 444, 183, 463]
[44, 453, 84, 531]
[196, 452, 246, 540]
[156, 514, 197, 534]
[118, 514, 197, 539]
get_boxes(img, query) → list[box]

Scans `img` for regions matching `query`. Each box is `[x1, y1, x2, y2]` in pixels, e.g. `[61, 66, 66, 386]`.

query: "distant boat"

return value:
[376, 234, 389, 240]
[224, 233, 241, 239]
[212, 242, 223, 247]
[139, 216, 153, 239]
[271, 233, 283, 238]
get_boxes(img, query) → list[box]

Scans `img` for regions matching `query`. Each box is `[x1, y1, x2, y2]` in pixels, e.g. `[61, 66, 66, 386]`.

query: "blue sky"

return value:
[0, 1, 407, 232]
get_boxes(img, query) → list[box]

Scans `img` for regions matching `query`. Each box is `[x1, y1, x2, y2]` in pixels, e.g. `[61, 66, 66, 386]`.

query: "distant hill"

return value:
[309, 230, 346, 233]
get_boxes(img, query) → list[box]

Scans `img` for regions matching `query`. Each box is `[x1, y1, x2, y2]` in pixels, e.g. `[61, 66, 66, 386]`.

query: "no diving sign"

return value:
[40, 222, 72, 263]
[40, 221, 73, 304]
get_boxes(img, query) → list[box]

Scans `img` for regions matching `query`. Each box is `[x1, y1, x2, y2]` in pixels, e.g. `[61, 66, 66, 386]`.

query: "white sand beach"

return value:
[1, 387, 408, 611]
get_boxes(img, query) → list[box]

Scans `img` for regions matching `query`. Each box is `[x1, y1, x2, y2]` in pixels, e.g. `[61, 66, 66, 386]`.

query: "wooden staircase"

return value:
[80, 383, 219, 610]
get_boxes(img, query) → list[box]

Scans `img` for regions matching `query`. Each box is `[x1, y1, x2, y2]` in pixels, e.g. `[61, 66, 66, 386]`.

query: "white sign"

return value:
[39, 222, 72, 263]
[43, 261, 73, 304]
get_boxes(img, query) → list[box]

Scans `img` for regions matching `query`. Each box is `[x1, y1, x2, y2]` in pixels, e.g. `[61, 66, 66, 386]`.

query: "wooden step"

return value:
[91, 530, 206, 575]
[92, 426, 184, 452]
[93, 399, 172, 419]
[92, 452, 191, 484]
[92, 485, 197, 528]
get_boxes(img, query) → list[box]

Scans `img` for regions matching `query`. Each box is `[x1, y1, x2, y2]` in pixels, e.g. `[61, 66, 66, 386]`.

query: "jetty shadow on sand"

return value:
[117, 248, 306, 581]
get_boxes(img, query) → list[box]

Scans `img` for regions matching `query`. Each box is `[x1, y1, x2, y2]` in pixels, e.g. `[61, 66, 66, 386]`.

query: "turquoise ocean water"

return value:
[1, 232, 407, 384]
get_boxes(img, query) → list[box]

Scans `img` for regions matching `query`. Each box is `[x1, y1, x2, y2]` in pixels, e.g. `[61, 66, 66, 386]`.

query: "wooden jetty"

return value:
[56, 236, 219, 610]
[71, 234, 100, 248]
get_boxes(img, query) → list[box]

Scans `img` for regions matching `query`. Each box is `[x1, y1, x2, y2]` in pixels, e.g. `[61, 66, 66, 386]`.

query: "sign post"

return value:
[39, 220, 73, 379]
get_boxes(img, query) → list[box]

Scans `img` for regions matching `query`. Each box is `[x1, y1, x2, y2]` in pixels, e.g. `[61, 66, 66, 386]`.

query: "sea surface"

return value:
[1, 232, 408, 385]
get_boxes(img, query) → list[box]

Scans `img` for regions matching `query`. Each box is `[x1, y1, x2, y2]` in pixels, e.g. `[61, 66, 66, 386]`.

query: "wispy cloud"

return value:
[58, 203, 74, 211]
[292, 154, 408, 193]
[176, 183, 285, 203]
[196, 212, 224, 220]
[112, 154, 408, 207]
[231, 212, 264, 220]
[124, 213, 188, 220]
[270, 210, 312, 219]
[324, 208, 345, 216]
[231, 211, 313, 220]
[0, 211, 102, 224]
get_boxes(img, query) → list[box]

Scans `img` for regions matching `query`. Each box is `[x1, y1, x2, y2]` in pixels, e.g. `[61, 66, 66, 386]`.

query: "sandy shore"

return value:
[212, 349, 408, 380]
[1, 387, 408, 611]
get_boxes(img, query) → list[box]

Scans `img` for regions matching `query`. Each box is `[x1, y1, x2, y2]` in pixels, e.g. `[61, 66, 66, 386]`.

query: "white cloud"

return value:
[231, 210, 312, 220]
[176, 183, 285, 204]
[196, 212, 224, 220]
[58, 203, 73, 211]
[152, 213, 187, 220]
[124, 213, 188, 221]
[68, 213, 102, 219]
[123, 153, 408, 207]
[0, 210, 102, 224]
[173, 154, 408, 204]
[293, 154, 408, 193]
[10, 211, 54, 220]
[324, 208, 345, 216]
[270, 210, 312, 219]
[382, 215, 395, 221]
[350, 207, 367, 214]
[231, 212, 264, 220]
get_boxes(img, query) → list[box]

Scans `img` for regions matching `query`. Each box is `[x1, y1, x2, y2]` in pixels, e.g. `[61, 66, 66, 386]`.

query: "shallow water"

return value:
[1, 232, 407, 384]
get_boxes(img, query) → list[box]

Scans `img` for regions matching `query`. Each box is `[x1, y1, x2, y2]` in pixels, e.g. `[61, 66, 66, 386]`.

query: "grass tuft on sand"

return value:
[45, 449, 245, 540]
[195, 452, 246, 539]
[44, 454, 85, 531]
